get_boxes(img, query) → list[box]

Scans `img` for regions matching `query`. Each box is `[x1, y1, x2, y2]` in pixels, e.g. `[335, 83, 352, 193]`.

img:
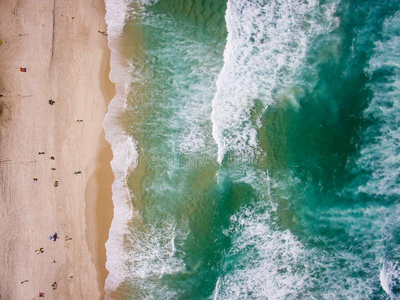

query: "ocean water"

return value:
[104, 0, 400, 299]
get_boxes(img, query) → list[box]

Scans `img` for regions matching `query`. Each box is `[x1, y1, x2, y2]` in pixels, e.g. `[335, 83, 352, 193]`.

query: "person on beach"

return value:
[49, 232, 58, 241]
[33, 178, 38, 183]
[35, 248, 44, 254]
[73, 171, 81, 174]
[50, 156, 55, 160]
[38, 152, 45, 155]
[19, 67, 26, 72]
[48, 100, 55, 105]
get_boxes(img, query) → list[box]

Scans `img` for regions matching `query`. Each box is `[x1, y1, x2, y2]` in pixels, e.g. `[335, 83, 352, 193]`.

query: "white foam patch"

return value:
[105, 220, 189, 299]
[213, 166, 399, 299]
[125, 221, 188, 277]
[313, 201, 400, 299]
[105, 0, 130, 37]
[216, 205, 310, 299]
[137, 12, 222, 158]
[213, 169, 311, 299]
[160, 41, 221, 156]
[177, 56, 220, 156]
[214, 203, 383, 299]
[358, 12, 400, 197]
[380, 260, 400, 300]
[104, 0, 140, 293]
[211, 0, 339, 163]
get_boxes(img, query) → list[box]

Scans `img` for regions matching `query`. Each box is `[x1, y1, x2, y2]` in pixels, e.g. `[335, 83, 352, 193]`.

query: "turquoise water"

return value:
[106, 0, 400, 299]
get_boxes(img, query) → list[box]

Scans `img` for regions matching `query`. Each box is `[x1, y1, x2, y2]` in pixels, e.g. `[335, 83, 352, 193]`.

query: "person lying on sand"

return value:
[34, 248, 44, 254]
[97, 30, 108, 36]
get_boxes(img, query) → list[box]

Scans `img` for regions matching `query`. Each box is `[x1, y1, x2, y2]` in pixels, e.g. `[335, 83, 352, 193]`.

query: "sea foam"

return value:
[211, 0, 339, 163]
[103, 0, 222, 294]
[355, 14, 400, 297]
[213, 166, 396, 299]
[104, 0, 138, 293]
[380, 260, 400, 300]
[358, 12, 400, 197]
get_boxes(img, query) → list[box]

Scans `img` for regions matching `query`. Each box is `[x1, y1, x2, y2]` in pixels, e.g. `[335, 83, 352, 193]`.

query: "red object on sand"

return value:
[20, 67, 26, 72]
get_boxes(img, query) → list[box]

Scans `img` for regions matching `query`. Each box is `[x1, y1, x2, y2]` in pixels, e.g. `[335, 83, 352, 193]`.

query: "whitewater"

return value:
[103, 0, 400, 299]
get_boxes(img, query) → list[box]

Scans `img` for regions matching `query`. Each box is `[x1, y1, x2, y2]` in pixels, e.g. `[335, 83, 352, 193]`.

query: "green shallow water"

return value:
[109, 0, 400, 299]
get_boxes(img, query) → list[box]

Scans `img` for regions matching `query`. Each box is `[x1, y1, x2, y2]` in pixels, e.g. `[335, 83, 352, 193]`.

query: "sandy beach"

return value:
[0, 0, 114, 298]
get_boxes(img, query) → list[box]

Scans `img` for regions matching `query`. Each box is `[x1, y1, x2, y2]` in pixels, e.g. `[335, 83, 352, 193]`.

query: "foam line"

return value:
[103, 0, 138, 292]
[358, 12, 400, 197]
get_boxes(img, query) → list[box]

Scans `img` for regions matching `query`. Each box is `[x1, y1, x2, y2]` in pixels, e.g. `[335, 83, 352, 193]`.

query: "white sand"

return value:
[0, 0, 114, 298]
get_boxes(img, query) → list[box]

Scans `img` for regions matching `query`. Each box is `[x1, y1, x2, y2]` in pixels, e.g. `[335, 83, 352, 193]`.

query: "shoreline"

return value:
[103, 0, 138, 293]
[85, 2, 116, 292]
[86, 0, 116, 297]
[0, 0, 114, 298]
